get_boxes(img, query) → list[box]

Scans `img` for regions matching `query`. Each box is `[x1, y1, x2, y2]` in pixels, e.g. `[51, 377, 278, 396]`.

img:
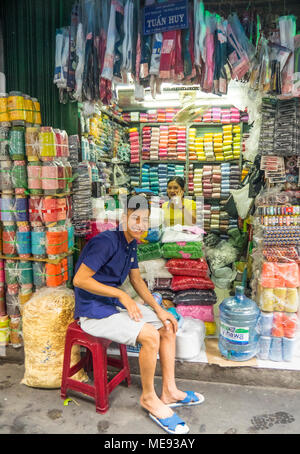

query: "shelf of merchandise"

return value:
[131, 121, 244, 196]
[0, 250, 74, 265]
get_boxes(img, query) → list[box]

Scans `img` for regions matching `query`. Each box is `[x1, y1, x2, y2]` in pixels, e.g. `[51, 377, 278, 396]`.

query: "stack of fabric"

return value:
[168, 126, 177, 160]
[193, 167, 203, 196]
[159, 125, 168, 160]
[230, 107, 241, 123]
[150, 127, 160, 161]
[142, 127, 151, 160]
[202, 165, 213, 198]
[166, 257, 217, 336]
[158, 164, 168, 195]
[212, 107, 222, 123]
[188, 128, 197, 161]
[188, 164, 194, 195]
[221, 108, 231, 124]
[176, 127, 186, 161]
[129, 128, 140, 163]
[141, 164, 150, 191]
[232, 124, 241, 160]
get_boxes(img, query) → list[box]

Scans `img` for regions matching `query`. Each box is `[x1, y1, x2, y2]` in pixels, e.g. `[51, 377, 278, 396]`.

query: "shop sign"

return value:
[143, 0, 189, 35]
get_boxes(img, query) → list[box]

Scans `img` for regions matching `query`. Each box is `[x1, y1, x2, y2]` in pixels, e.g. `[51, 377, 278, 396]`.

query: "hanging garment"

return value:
[74, 22, 85, 101]
[102, 1, 117, 81]
[213, 18, 228, 95]
[159, 30, 176, 79]
[121, 0, 134, 77]
[113, 0, 125, 81]
[67, 1, 81, 93]
[201, 12, 216, 92]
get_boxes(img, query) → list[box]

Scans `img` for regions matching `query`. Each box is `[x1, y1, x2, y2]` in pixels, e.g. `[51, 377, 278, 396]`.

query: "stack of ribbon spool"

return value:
[0, 92, 76, 349]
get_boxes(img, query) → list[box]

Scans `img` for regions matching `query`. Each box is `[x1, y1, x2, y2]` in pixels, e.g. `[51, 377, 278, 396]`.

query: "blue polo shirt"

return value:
[74, 227, 139, 320]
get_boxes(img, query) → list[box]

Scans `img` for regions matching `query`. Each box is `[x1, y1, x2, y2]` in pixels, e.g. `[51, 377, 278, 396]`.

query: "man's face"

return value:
[126, 208, 150, 241]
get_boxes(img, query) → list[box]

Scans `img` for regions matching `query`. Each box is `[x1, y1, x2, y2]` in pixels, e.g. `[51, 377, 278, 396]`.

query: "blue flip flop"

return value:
[148, 412, 190, 434]
[167, 391, 205, 408]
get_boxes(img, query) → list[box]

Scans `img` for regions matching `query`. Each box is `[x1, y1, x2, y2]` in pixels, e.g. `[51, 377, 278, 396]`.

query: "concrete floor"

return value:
[1, 362, 300, 435]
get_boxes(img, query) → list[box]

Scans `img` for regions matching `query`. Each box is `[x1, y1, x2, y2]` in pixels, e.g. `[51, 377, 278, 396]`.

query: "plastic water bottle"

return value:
[219, 286, 261, 361]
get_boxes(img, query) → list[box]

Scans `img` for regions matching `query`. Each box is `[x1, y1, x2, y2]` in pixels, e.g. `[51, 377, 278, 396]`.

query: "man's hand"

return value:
[156, 307, 178, 333]
[119, 293, 143, 322]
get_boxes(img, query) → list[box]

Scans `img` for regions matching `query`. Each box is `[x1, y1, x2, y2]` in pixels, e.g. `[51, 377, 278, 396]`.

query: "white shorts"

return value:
[79, 302, 164, 347]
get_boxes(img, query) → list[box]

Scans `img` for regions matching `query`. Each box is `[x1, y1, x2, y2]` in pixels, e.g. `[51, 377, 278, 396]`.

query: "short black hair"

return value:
[167, 176, 185, 190]
[122, 194, 151, 213]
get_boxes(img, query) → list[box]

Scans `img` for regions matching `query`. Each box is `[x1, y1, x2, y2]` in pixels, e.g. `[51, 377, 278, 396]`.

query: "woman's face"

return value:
[167, 181, 184, 200]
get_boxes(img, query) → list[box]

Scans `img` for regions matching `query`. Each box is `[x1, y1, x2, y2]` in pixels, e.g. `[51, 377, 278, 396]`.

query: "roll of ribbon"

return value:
[25, 127, 40, 161]
[0, 160, 13, 191]
[0, 127, 10, 160]
[41, 161, 59, 193]
[2, 223, 17, 256]
[0, 94, 10, 124]
[32, 98, 42, 126]
[0, 260, 4, 285]
[1, 196, 15, 222]
[16, 228, 31, 257]
[15, 196, 28, 222]
[31, 227, 46, 257]
[4, 260, 18, 284]
[9, 128, 25, 160]
[45, 262, 64, 287]
[18, 261, 33, 286]
[7, 92, 26, 124]
[32, 261, 46, 288]
[24, 95, 34, 125]
[27, 162, 42, 194]
[46, 229, 68, 256]
[39, 126, 56, 159]
[29, 196, 43, 223]
[11, 160, 27, 190]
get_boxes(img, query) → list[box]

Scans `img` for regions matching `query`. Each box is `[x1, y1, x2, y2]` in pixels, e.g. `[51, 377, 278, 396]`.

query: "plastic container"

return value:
[219, 286, 260, 361]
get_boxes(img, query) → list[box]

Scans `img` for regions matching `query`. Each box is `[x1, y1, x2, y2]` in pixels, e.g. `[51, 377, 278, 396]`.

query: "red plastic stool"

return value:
[61, 320, 131, 414]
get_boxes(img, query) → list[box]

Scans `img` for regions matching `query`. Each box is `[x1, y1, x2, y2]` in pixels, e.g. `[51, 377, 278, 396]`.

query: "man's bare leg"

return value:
[158, 326, 202, 404]
[137, 323, 173, 419]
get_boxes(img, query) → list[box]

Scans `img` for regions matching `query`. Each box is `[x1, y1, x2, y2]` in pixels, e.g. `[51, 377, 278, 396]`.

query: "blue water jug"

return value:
[219, 286, 260, 361]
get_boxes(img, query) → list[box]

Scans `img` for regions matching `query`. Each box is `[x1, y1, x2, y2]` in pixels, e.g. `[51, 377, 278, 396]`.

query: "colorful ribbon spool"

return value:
[9, 128, 25, 160]
[45, 262, 64, 287]
[16, 226, 31, 257]
[7, 91, 26, 124]
[0, 160, 13, 191]
[0, 315, 10, 345]
[23, 94, 34, 125]
[25, 127, 40, 161]
[31, 227, 46, 257]
[41, 161, 59, 194]
[18, 261, 33, 286]
[0, 94, 10, 124]
[39, 126, 56, 160]
[29, 196, 43, 223]
[0, 195, 15, 222]
[2, 223, 17, 256]
[46, 229, 68, 256]
[0, 127, 10, 160]
[27, 162, 42, 194]
[15, 196, 28, 222]
[4, 260, 18, 285]
[11, 160, 28, 192]
[32, 261, 46, 288]
[32, 98, 42, 126]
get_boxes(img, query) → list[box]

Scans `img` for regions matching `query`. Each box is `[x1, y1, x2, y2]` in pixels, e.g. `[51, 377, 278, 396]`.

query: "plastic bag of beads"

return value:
[166, 258, 209, 277]
[171, 276, 214, 291]
[162, 242, 203, 259]
[21, 287, 88, 388]
[137, 242, 162, 261]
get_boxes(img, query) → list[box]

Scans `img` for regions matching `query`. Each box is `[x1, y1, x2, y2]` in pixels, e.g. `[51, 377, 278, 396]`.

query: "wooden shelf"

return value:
[0, 250, 74, 265]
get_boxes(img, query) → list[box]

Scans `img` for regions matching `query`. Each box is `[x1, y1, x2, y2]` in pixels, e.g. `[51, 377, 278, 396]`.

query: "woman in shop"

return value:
[162, 177, 197, 226]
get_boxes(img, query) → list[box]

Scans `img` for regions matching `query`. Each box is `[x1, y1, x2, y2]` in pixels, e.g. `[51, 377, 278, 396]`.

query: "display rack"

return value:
[129, 119, 244, 197]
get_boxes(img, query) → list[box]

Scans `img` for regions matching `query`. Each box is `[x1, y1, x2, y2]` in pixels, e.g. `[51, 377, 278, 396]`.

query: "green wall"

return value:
[0, 0, 78, 134]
